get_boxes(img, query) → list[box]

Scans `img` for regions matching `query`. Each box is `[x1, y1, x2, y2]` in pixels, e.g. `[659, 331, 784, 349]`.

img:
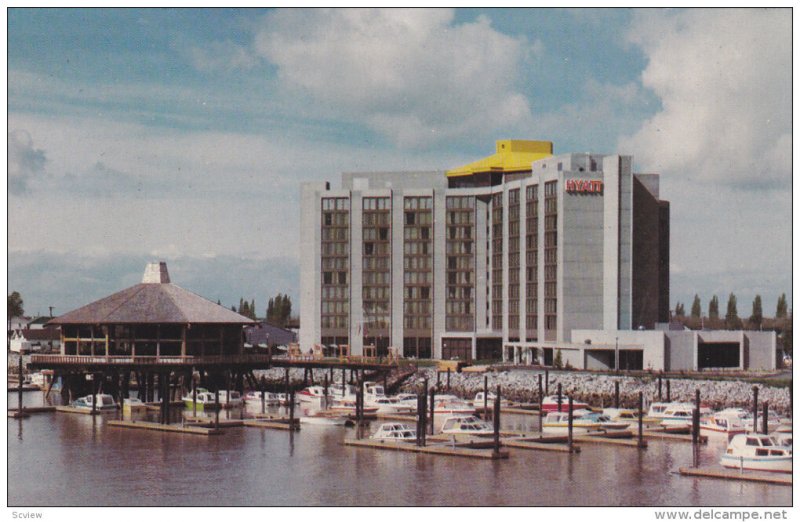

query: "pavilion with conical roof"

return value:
[49, 262, 254, 358]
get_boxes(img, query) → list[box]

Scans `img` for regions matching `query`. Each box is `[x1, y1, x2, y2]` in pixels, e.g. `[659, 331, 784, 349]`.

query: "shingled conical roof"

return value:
[49, 262, 254, 325]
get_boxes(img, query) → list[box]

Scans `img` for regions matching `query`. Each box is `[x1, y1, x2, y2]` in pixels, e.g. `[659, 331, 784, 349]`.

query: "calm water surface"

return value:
[7, 392, 792, 507]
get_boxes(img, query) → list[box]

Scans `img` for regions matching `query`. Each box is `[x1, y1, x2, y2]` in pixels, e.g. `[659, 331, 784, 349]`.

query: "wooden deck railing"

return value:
[29, 353, 400, 367]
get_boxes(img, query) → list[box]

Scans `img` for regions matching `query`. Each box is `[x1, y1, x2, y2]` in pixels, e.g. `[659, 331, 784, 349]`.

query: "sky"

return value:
[6, 8, 793, 320]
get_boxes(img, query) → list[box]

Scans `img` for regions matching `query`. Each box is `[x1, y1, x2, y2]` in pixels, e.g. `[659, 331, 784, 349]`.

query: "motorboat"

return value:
[720, 433, 792, 473]
[540, 395, 590, 413]
[473, 391, 512, 408]
[699, 412, 747, 439]
[122, 397, 147, 412]
[182, 390, 221, 410]
[329, 383, 358, 400]
[277, 393, 300, 406]
[299, 412, 352, 426]
[440, 415, 494, 435]
[717, 407, 784, 433]
[577, 411, 631, 431]
[394, 393, 419, 411]
[329, 397, 379, 416]
[542, 410, 611, 435]
[71, 394, 118, 411]
[217, 390, 243, 408]
[658, 404, 695, 428]
[432, 395, 475, 415]
[297, 386, 331, 403]
[364, 382, 386, 400]
[772, 432, 792, 449]
[244, 391, 280, 406]
[602, 408, 643, 425]
[367, 396, 416, 414]
[371, 423, 417, 440]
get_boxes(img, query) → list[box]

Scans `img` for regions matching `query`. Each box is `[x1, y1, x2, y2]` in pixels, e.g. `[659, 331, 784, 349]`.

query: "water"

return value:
[7, 392, 792, 507]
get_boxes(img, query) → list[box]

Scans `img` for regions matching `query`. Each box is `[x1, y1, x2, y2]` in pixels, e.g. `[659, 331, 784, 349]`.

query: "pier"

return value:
[108, 419, 223, 435]
[343, 438, 509, 459]
[678, 467, 791, 486]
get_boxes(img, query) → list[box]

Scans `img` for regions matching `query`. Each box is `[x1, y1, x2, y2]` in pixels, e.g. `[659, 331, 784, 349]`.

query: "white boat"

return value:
[371, 423, 417, 440]
[329, 397, 379, 416]
[440, 415, 494, 435]
[602, 408, 643, 425]
[364, 382, 386, 400]
[71, 394, 118, 411]
[658, 404, 696, 428]
[717, 407, 784, 433]
[367, 396, 416, 414]
[276, 393, 299, 406]
[720, 433, 792, 473]
[299, 412, 351, 426]
[772, 432, 792, 449]
[541, 395, 590, 412]
[217, 390, 243, 407]
[432, 395, 475, 415]
[699, 412, 747, 438]
[122, 397, 147, 412]
[244, 391, 280, 406]
[296, 386, 331, 403]
[330, 383, 358, 400]
[394, 393, 419, 411]
[182, 391, 221, 410]
[542, 410, 616, 435]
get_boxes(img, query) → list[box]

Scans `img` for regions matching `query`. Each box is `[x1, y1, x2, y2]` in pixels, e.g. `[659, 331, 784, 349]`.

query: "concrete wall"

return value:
[299, 182, 327, 350]
[664, 331, 696, 371]
[746, 331, 777, 370]
[631, 175, 662, 329]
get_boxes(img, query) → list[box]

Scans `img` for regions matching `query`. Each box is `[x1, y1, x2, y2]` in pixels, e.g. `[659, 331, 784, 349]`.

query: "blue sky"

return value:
[7, 8, 792, 320]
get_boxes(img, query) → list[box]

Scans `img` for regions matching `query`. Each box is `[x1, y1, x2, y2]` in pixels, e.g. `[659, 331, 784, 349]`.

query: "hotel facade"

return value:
[299, 140, 778, 371]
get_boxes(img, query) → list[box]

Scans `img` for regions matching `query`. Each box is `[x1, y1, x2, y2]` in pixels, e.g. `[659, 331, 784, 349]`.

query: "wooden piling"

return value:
[752, 386, 759, 433]
[484, 375, 489, 421]
[666, 379, 671, 402]
[545, 370, 549, 395]
[693, 389, 700, 445]
[17, 353, 24, 414]
[92, 376, 97, 415]
[614, 381, 620, 409]
[493, 385, 501, 456]
[538, 376, 544, 433]
[658, 375, 662, 401]
[762, 402, 769, 435]
[446, 368, 451, 391]
[323, 374, 329, 410]
[214, 389, 220, 429]
[638, 391, 644, 448]
[429, 386, 435, 435]
[557, 383, 563, 412]
[289, 389, 296, 429]
[192, 379, 197, 417]
[260, 376, 267, 414]
[416, 392, 424, 447]
[567, 396, 573, 450]
[341, 368, 346, 397]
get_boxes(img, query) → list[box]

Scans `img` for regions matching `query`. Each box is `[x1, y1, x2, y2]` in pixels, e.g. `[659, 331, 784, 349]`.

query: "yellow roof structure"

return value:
[446, 140, 554, 178]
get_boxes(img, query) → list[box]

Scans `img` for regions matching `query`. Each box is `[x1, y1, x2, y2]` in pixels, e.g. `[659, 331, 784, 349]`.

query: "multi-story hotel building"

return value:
[300, 139, 673, 368]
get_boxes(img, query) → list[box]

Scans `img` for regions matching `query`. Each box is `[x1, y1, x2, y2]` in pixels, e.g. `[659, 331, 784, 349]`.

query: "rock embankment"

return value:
[401, 368, 792, 415]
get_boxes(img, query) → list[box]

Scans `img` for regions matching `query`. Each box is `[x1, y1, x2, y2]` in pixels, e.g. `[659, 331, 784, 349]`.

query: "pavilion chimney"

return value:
[142, 262, 171, 284]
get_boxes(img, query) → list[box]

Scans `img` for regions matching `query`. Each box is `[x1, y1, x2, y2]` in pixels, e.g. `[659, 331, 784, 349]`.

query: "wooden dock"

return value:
[501, 437, 579, 453]
[343, 438, 508, 459]
[107, 420, 222, 435]
[573, 433, 647, 448]
[183, 418, 245, 428]
[678, 467, 792, 486]
[643, 428, 707, 444]
[243, 419, 300, 431]
[55, 406, 100, 415]
[8, 406, 57, 414]
[376, 413, 417, 422]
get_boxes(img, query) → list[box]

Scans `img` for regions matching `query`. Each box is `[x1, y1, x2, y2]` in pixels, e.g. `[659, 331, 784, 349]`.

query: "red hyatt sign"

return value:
[565, 179, 603, 194]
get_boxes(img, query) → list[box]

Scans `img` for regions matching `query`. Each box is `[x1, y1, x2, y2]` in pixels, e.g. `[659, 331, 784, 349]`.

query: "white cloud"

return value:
[183, 40, 258, 72]
[620, 9, 791, 190]
[252, 9, 537, 147]
[8, 129, 46, 194]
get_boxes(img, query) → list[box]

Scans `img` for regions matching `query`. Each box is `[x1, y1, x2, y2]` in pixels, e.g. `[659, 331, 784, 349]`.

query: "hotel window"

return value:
[445, 196, 475, 332]
[404, 196, 433, 339]
[544, 181, 557, 341]
[321, 197, 350, 343]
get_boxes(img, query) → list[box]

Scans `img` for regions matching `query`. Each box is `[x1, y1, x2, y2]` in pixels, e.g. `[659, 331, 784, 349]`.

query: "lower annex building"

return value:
[299, 140, 777, 371]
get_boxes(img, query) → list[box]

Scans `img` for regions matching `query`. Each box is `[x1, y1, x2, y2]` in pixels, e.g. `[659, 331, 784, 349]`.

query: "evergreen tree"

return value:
[783, 311, 792, 356]
[250, 299, 256, 320]
[553, 349, 563, 369]
[776, 293, 788, 319]
[725, 293, 739, 329]
[231, 305, 236, 312]
[750, 295, 763, 329]
[675, 302, 685, 317]
[709, 295, 720, 320]
[7, 291, 24, 321]
[690, 295, 702, 318]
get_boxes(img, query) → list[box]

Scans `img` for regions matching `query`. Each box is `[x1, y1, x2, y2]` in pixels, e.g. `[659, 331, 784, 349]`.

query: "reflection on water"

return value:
[7, 392, 792, 507]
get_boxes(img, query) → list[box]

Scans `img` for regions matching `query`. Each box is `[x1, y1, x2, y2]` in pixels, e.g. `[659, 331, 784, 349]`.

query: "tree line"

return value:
[674, 292, 791, 354]
[226, 293, 294, 327]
